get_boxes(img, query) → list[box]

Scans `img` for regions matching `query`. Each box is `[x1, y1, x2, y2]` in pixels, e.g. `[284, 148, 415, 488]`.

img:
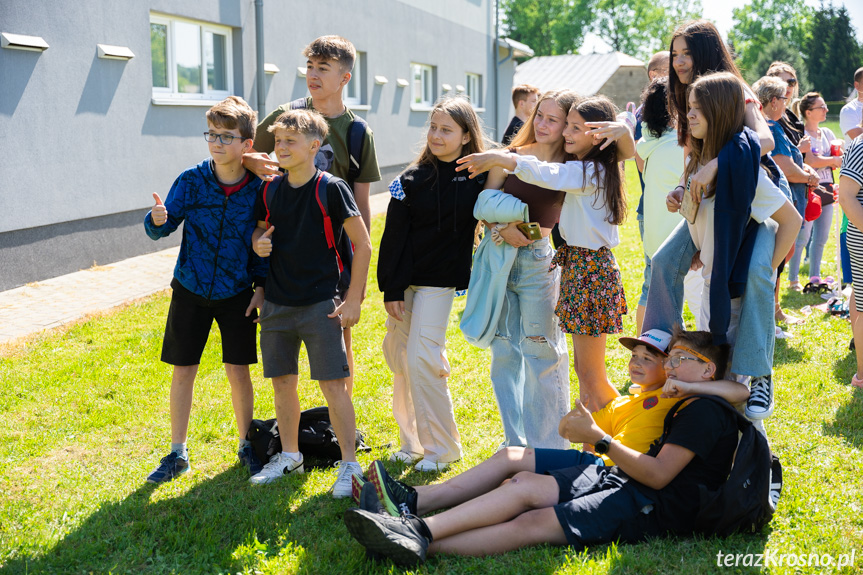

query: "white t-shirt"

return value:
[687, 168, 787, 281]
[511, 155, 619, 250]
[840, 99, 863, 146]
[806, 126, 838, 183]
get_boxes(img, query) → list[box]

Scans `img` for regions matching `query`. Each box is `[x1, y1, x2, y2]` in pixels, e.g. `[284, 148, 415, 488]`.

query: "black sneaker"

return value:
[343, 508, 428, 566]
[745, 375, 774, 420]
[238, 445, 263, 476]
[367, 460, 418, 517]
[146, 451, 190, 484]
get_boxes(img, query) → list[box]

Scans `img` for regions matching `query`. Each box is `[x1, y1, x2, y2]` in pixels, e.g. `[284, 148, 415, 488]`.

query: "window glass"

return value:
[206, 32, 227, 92]
[174, 21, 202, 94]
[150, 23, 168, 88]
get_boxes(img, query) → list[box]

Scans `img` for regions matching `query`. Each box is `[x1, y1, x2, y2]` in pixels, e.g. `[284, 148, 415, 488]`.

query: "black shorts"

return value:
[548, 465, 660, 549]
[161, 279, 258, 366]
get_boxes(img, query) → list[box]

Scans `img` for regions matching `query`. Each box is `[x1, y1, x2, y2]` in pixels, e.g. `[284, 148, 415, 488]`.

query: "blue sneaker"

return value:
[146, 451, 190, 484]
[238, 446, 263, 476]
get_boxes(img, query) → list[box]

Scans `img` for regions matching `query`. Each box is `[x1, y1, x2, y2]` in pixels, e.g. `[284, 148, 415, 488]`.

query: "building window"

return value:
[344, 51, 364, 106]
[411, 63, 435, 108]
[150, 14, 232, 102]
[466, 73, 482, 107]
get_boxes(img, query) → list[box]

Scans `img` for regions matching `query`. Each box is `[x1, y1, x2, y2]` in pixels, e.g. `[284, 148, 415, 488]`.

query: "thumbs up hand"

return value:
[254, 225, 275, 257]
[558, 399, 602, 445]
[151, 193, 168, 226]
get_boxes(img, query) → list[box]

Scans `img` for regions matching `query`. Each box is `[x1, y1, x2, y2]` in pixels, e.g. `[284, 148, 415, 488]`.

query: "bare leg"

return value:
[414, 447, 536, 515]
[344, 327, 355, 398]
[430, 507, 567, 556]
[272, 375, 301, 452]
[224, 364, 254, 441]
[319, 378, 357, 462]
[571, 334, 618, 412]
[852, 292, 863, 378]
[635, 304, 645, 336]
[170, 365, 199, 444]
[423, 471, 559, 541]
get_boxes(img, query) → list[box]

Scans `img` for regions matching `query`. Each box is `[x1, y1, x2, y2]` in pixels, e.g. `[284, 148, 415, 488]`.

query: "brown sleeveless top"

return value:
[502, 174, 565, 228]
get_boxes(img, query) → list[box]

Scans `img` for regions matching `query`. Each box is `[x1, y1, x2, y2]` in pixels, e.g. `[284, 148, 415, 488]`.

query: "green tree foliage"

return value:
[591, 0, 702, 60]
[728, 0, 814, 80]
[500, 0, 593, 56]
[746, 36, 809, 90]
[804, 3, 863, 100]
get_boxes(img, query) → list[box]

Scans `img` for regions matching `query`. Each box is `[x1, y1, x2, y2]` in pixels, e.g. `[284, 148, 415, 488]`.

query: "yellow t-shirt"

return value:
[591, 387, 679, 465]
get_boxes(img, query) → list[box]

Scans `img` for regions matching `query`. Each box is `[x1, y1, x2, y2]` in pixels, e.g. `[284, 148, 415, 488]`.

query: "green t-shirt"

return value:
[254, 97, 381, 185]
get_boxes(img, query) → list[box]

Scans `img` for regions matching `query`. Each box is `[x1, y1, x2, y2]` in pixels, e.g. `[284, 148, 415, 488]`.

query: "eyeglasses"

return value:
[812, 105, 829, 110]
[785, 78, 798, 86]
[664, 354, 705, 368]
[203, 132, 244, 145]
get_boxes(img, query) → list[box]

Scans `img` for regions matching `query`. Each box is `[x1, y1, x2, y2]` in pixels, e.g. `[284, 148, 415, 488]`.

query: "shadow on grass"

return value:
[824, 352, 863, 450]
[3, 466, 368, 575]
[772, 336, 805, 366]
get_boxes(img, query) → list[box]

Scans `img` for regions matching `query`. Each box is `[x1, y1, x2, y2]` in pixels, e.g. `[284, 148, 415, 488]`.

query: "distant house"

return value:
[0, 1, 529, 291]
[512, 52, 647, 112]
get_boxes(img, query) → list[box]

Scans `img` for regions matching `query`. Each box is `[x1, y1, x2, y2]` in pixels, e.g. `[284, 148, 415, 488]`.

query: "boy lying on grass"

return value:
[344, 328, 749, 565]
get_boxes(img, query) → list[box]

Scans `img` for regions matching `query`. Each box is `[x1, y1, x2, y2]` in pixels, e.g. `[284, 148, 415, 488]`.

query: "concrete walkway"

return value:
[0, 192, 391, 346]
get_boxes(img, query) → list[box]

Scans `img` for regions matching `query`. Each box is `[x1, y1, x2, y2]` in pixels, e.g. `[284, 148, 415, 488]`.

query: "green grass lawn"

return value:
[1, 163, 862, 574]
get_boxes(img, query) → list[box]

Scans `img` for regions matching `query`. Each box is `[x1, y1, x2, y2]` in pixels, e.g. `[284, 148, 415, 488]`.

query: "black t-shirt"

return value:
[502, 116, 524, 145]
[634, 398, 739, 534]
[253, 170, 360, 306]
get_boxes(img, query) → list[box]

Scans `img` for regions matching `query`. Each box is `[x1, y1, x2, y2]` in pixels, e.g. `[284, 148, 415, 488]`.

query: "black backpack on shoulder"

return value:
[660, 395, 782, 536]
[246, 407, 371, 470]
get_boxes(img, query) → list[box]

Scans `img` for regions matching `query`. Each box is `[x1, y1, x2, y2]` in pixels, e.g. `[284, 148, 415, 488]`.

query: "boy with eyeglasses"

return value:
[143, 96, 267, 484]
[344, 327, 749, 565]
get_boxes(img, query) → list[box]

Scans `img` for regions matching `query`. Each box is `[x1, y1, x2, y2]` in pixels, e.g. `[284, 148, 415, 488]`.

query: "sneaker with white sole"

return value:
[414, 458, 454, 472]
[389, 450, 423, 464]
[332, 461, 363, 499]
[745, 375, 774, 420]
[249, 452, 304, 485]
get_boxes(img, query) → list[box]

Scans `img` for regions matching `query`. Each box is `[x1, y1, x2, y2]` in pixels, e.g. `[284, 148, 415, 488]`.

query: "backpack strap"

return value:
[313, 171, 345, 274]
[289, 97, 308, 110]
[261, 175, 283, 226]
[657, 394, 749, 446]
[346, 115, 367, 188]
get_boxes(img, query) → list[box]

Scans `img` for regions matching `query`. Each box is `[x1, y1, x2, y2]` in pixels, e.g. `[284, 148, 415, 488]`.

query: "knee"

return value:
[508, 472, 557, 508]
[493, 446, 529, 466]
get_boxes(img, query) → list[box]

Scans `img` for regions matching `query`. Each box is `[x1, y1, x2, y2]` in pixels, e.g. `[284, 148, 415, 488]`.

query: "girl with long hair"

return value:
[377, 96, 488, 471]
[458, 96, 635, 414]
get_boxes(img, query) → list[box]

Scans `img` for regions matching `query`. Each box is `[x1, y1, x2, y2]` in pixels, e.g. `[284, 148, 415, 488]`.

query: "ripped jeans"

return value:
[490, 237, 570, 449]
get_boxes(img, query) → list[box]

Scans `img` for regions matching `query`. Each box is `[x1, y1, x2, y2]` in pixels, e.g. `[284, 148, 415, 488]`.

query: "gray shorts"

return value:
[259, 298, 350, 380]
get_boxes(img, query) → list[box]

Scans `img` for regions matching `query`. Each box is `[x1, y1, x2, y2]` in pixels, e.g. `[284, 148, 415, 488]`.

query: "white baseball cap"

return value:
[618, 329, 672, 356]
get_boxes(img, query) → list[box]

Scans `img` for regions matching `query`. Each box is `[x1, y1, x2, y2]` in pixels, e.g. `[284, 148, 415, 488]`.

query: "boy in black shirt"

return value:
[344, 329, 740, 564]
[248, 109, 371, 498]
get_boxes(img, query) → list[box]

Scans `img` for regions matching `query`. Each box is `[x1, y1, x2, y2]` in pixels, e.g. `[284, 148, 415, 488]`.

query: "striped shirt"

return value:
[841, 136, 863, 187]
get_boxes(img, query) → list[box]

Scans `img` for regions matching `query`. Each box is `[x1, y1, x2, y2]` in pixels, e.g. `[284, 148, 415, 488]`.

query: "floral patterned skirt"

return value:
[551, 244, 627, 336]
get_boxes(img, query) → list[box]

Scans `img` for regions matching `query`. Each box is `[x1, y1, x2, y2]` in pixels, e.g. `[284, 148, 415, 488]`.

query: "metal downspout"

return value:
[254, 0, 266, 114]
[493, 0, 499, 138]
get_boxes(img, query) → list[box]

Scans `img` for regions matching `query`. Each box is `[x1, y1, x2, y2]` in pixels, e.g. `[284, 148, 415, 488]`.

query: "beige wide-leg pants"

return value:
[382, 286, 462, 463]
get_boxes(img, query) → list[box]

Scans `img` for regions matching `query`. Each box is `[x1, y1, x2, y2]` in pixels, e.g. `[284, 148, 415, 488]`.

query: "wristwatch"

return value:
[594, 434, 613, 454]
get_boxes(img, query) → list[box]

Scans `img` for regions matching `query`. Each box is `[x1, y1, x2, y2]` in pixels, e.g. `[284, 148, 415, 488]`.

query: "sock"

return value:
[408, 516, 433, 542]
[171, 442, 187, 459]
[238, 438, 251, 450]
[282, 451, 302, 462]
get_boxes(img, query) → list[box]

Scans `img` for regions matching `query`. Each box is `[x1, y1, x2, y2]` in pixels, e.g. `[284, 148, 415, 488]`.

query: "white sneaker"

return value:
[745, 375, 774, 420]
[249, 452, 304, 485]
[414, 458, 454, 472]
[389, 450, 423, 464]
[332, 461, 363, 499]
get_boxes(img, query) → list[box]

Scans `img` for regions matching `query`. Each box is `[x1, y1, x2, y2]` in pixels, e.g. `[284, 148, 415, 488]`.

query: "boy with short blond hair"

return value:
[248, 108, 372, 498]
[502, 84, 540, 144]
[246, 35, 381, 399]
[144, 95, 267, 483]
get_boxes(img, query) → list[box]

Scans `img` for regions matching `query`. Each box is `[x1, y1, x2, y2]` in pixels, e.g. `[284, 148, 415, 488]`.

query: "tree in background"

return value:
[500, 0, 592, 56]
[805, 3, 863, 100]
[746, 37, 809, 90]
[591, 0, 702, 60]
[728, 0, 814, 85]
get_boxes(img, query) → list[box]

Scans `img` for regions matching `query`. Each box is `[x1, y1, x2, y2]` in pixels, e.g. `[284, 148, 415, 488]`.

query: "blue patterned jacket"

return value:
[144, 159, 267, 301]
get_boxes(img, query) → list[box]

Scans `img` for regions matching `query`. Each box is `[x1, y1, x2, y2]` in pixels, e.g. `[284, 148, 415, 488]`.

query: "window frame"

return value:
[344, 51, 364, 107]
[410, 62, 436, 111]
[149, 13, 233, 104]
[465, 72, 482, 108]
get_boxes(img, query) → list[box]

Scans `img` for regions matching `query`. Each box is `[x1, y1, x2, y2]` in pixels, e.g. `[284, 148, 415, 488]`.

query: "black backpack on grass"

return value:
[660, 395, 782, 536]
[246, 407, 371, 470]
